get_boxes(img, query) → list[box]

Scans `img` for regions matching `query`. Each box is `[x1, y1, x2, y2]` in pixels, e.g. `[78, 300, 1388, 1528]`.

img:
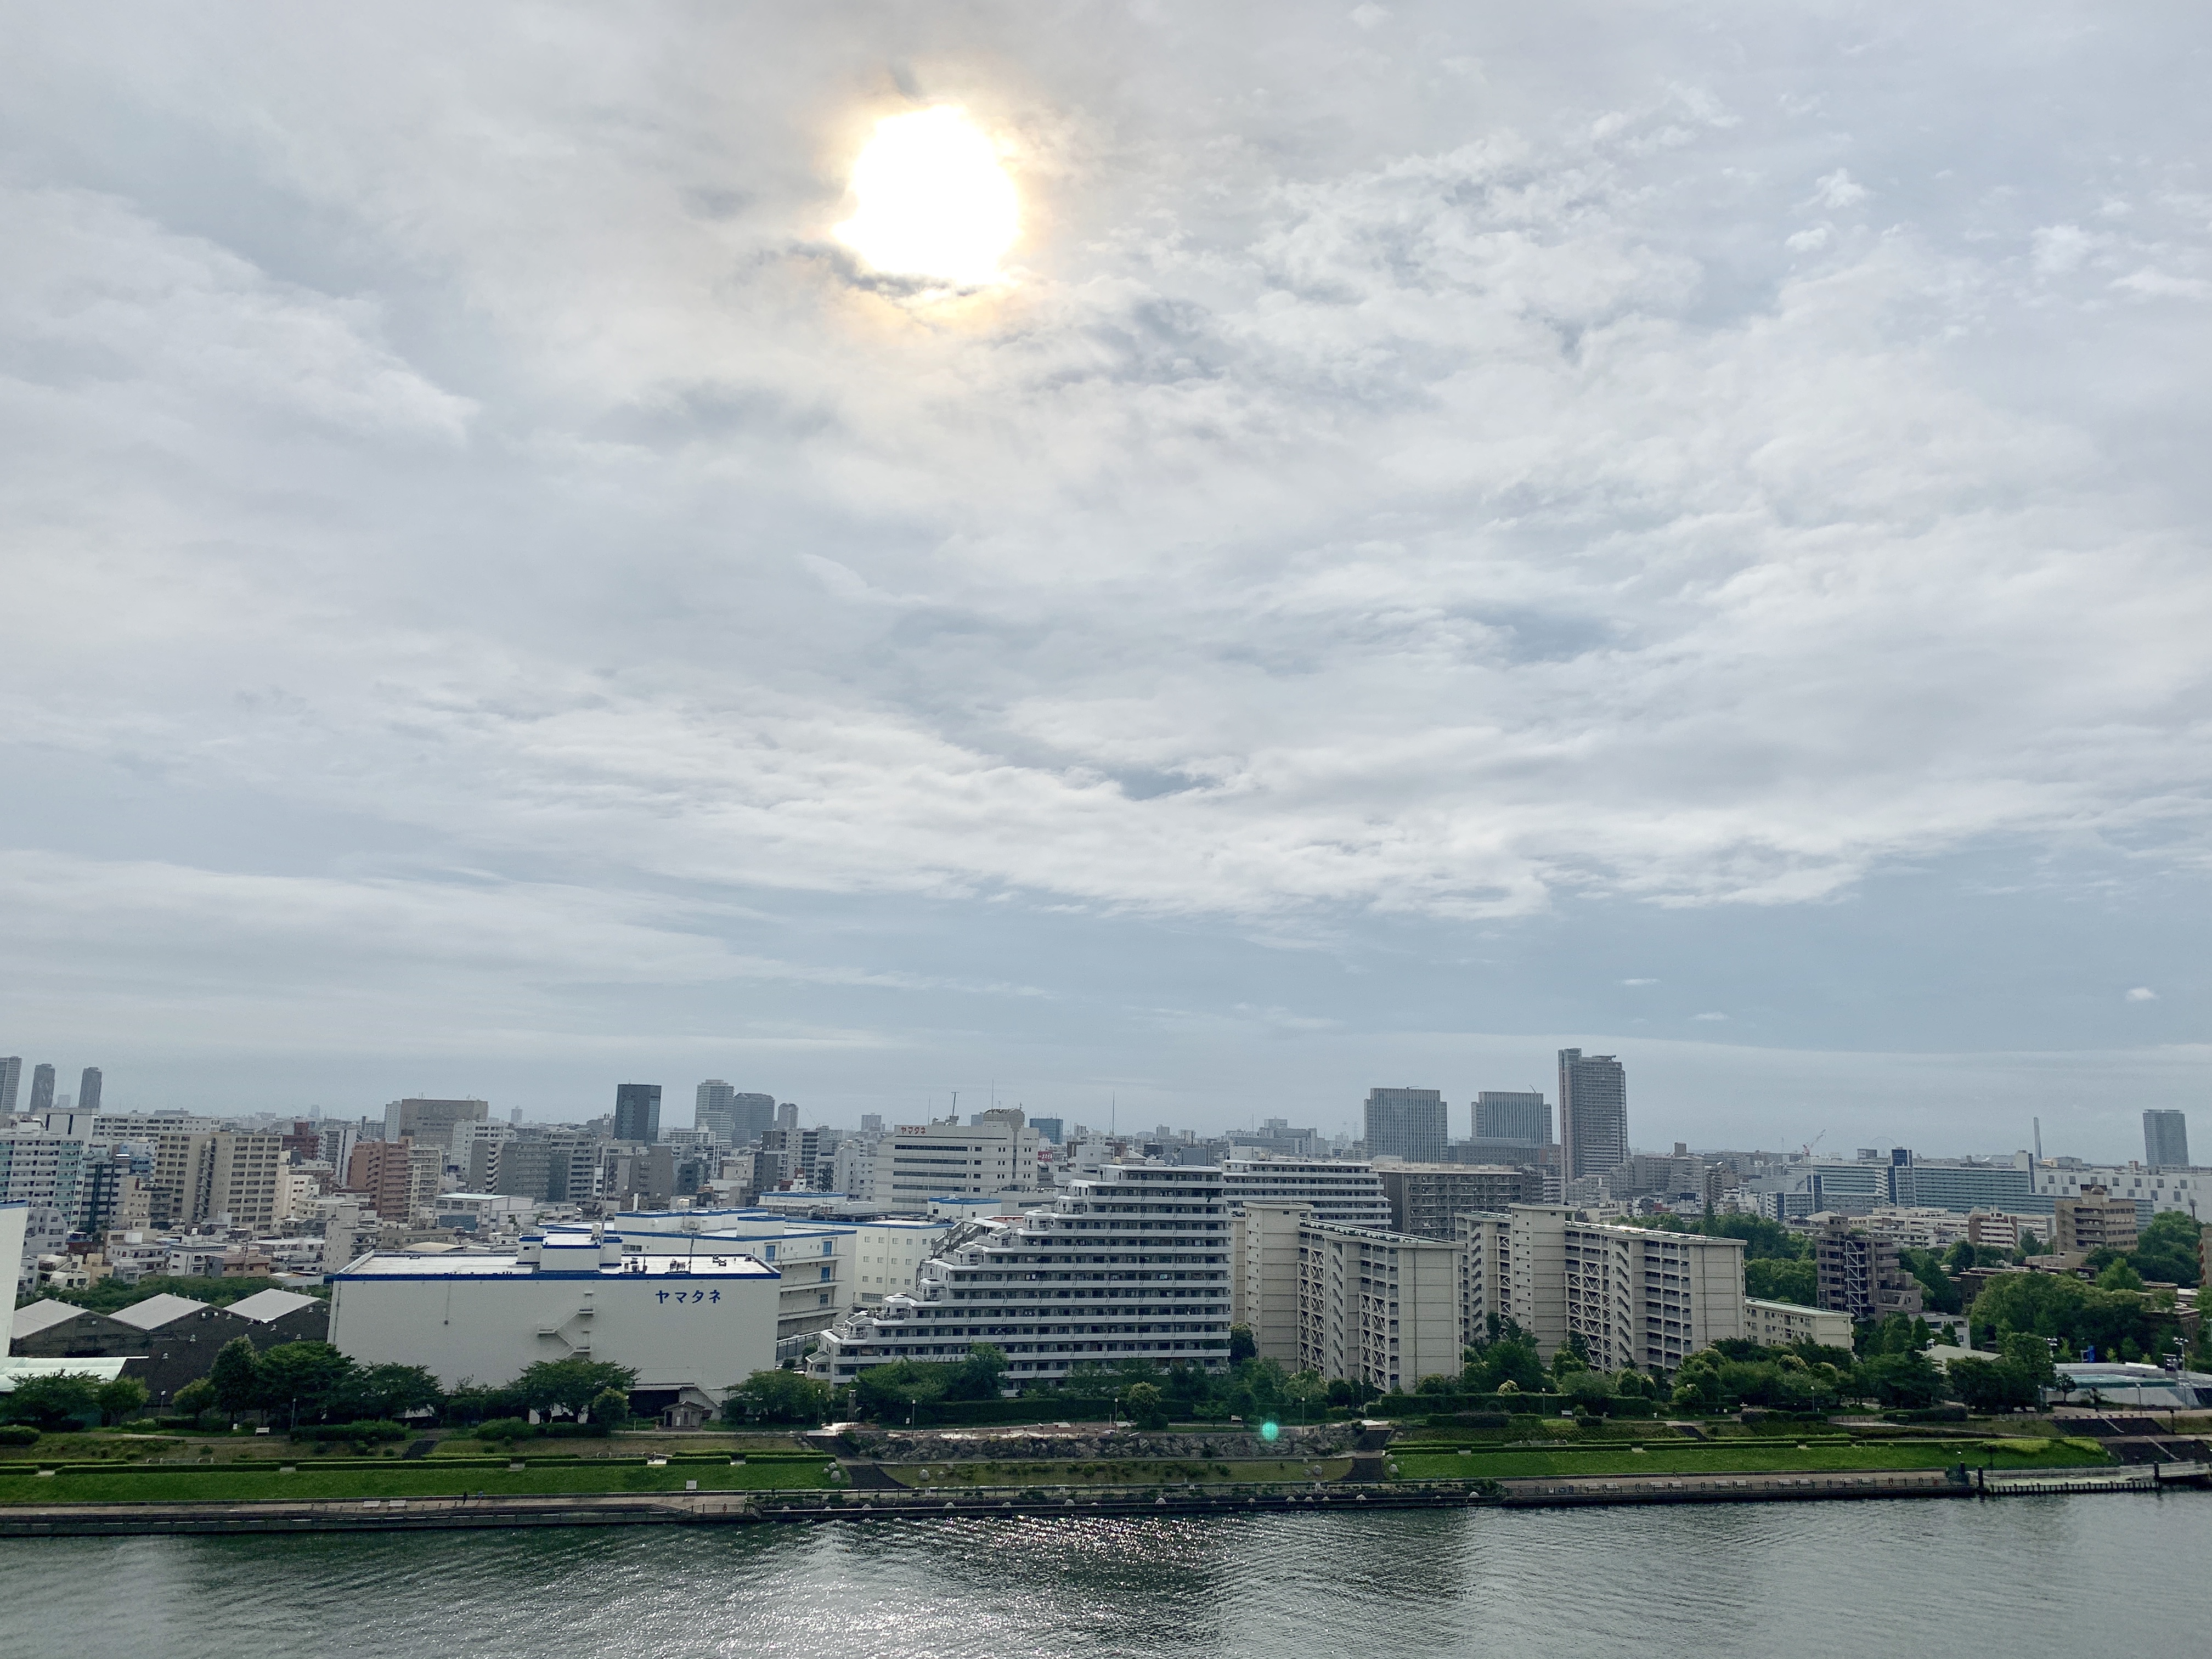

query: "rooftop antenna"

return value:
[2033, 1116, 2042, 1165]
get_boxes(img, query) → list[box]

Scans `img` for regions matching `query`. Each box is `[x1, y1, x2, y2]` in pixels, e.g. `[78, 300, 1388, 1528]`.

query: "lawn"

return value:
[1391, 1440, 2111, 1481]
[881, 1457, 1353, 1489]
[0, 1459, 833, 1505]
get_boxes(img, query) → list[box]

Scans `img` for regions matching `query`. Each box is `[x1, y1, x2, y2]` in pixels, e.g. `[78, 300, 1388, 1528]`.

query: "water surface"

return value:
[6, 1496, 2202, 1659]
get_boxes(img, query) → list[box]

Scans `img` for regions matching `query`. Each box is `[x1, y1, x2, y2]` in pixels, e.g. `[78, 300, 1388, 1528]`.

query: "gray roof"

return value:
[10, 1300, 88, 1341]
[110, 1293, 216, 1331]
[224, 1288, 317, 1323]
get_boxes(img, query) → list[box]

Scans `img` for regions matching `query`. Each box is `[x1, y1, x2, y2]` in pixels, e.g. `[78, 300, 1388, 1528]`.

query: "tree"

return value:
[96, 1376, 149, 1426]
[854, 1360, 950, 1421]
[335, 1363, 444, 1423]
[2132, 1211, 2203, 1287]
[1899, 1249, 1964, 1315]
[1122, 1382, 1170, 1430]
[0, 1372, 103, 1430]
[255, 1342, 357, 1426]
[1227, 1325, 1258, 1364]
[1284, 1369, 1325, 1423]
[1946, 1356, 2036, 1413]
[1745, 1257, 1818, 1306]
[172, 1378, 216, 1417]
[945, 1344, 1008, 1401]
[725, 1369, 832, 1425]
[589, 1388, 633, 1430]
[2097, 1257, 2145, 1292]
[1858, 1351, 1944, 1410]
[208, 1338, 264, 1417]
[512, 1358, 638, 1420]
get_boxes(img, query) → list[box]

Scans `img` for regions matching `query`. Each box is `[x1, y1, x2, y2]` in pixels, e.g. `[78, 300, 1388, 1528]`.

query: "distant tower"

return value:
[1558, 1049, 1628, 1182]
[77, 1066, 104, 1116]
[777, 1101, 799, 1133]
[1474, 1091, 1551, 1144]
[696, 1079, 738, 1143]
[27, 1063, 56, 1116]
[0, 1057, 19, 1114]
[613, 1084, 662, 1144]
[2144, 1109, 2190, 1169]
[1363, 1087, 1446, 1162]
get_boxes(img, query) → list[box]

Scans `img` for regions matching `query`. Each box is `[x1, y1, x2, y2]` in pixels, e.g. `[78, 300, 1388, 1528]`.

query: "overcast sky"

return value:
[4, 3, 2209, 1159]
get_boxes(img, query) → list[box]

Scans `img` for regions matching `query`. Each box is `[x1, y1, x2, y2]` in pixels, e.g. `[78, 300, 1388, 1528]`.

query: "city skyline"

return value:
[4, 5, 2209, 1170]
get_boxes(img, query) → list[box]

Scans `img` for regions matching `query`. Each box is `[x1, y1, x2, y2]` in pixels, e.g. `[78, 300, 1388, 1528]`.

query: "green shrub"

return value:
[0, 1425, 40, 1447]
[296, 1419, 408, 1442]
[475, 1417, 535, 1442]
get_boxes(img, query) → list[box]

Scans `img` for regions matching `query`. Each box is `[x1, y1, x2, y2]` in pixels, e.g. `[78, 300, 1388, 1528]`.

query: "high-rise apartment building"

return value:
[28, 1064, 56, 1116]
[1474, 1090, 1550, 1144]
[1295, 1217, 1461, 1393]
[613, 1084, 662, 1144]
[2144, 1110, 2191, 1170]
[0, 1058, 20, 1114]
[1231, 1200, 1312, 1364]
[1375, 1164, 1534, 1239]
[1457, 1205, 1748, 1370]
[76, 1066, 103, 1116]
[1364, 1087, 1447, 1163]
[776, 1101, 799, 1133]
[343, 1137, 438, 1221]
[483, 1131, 599, 1204]
[1813, 1218, 1925, 1322]
[147, 1131, 286, 1231]
[1220, 1158, 1392, 1228]
[2053, 1185, 2139, 1255]
[806, 1164, 1232, 1386]
[381, 1097, 488, 1154]
[1556, 1049, 1628, 1181]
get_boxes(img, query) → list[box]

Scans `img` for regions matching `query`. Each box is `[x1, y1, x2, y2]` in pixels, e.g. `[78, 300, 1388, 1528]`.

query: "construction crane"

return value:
[1799, 1130, 1827, 1159]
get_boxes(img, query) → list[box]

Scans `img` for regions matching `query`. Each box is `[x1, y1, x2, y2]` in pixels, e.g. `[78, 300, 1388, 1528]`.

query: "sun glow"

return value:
[835, 106, 1019, 286]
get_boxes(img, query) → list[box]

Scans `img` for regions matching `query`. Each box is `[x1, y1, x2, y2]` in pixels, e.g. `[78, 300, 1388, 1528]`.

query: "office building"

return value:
[613, 1084, 662, 1144]
[1375, 1164, 1533, 1239]
[1220, 1158, 1391, 1228]
[27, 1064, 55, 1116]
[1556, 1050, 1628, 1181]
[1474, 1091, 1550, 1144]
[1458, 1205, 1747, 1372]
[76, 1067, 103, 1116]
[2145, 1110, 2191, 1170]
[1615, 1147, 1706, 1199]
[776, 1101, 799, 1133]
[1028, 1116, 1065, 1146]
[2032, 1163, 2202, 1220]
[865, 1112, 1040, 1210]
[0, 1058, 19, 1115]
[1892, 1158, 2036, 1215]
[482, 1132, 600, 1204]
[2053, 1185, 2140, 1255]
[1295, 1217, 1460, 1393]
[381, 1097, 488, 1156]
[807, 1164, 1233, 1386]
[1813, 1218, 1925, 1322]
[1225, 1119, 1318, 1158]
[329, 1227, 780, 1403]
[146, 1131, 286, 1231]
[696, 1081, 775, 1145]
[1364, 1087, 1447, 1163]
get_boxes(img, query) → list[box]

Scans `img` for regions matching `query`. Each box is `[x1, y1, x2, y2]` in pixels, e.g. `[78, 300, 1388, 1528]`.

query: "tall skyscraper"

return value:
[696, 1079, 738, 1142]
[0, 1058, 19, 1114]
[1474, 1090, 1550, 1144]
[1363, 1087, 1447, 1163]
[1557, 1049, 1628, 1182]
[27, 1064, 55, 1116]
[614, 1083, 662, 1143]
[77, 1066, 103, 1116]
[2144, 1109, 2191, 1169]
[776, 1100, 799, 1133]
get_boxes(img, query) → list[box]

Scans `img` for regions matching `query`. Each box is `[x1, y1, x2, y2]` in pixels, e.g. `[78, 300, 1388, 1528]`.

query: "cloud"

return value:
[1692, 1011, 1729, 1022]
[2127, 987, 2159, 1002]
[2, 4, 2210, 1116]
[1621, 978, 1659, 986]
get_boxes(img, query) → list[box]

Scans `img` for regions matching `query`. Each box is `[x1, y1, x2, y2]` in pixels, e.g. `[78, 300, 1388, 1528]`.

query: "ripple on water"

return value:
[3, 1497, 2204, 1659]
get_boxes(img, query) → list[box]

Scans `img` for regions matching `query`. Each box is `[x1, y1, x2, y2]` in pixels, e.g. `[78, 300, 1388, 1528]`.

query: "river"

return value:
[5, 1495, 2202, 1658]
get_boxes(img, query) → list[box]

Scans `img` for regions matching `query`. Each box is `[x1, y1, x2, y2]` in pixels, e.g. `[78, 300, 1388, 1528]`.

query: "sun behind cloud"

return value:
[836, 106, 1018, 286]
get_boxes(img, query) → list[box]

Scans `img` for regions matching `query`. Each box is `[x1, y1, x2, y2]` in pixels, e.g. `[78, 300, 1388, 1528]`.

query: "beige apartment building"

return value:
[146, 1132, 285, 1231]
[1232, 1200, 1313, 1364]
[1295, 1217, 1460, 1393]
[2053, 1185, 2139, 1255]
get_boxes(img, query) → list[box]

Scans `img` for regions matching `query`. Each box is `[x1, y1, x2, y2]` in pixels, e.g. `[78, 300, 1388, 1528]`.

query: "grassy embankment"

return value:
[1389, 1437, 2111, 1480]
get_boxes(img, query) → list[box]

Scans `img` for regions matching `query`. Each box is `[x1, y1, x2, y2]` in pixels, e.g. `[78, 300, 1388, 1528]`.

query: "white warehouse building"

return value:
[327, 1228, 780, 1403]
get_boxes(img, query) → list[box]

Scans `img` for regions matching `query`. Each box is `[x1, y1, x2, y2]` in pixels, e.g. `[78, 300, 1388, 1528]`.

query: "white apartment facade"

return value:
[808, 1164, 1232, 1386]
[1220, 1158, 1391, 1228]
[1743, 1297, 1853, 1350]
[1232, 1200, 1312, 1364]
[851, 1217, 955, 1304]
